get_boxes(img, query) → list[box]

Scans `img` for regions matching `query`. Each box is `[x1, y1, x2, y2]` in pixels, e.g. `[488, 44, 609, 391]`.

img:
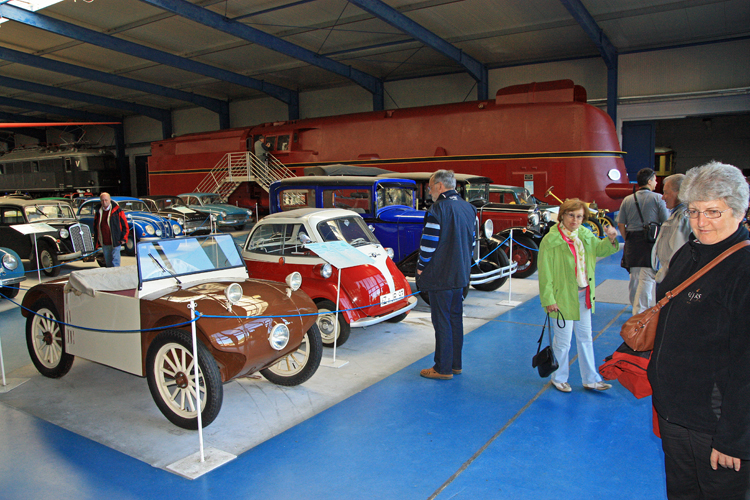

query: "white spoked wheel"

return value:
[261, 324, 323, 387]
[146, 330, 222, 429]
[26, 298, 74, 378]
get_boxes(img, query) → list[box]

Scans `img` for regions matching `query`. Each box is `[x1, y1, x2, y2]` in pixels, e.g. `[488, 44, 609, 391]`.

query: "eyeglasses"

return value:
[684, 208, 731, 219]
[563, 213, 585, 220]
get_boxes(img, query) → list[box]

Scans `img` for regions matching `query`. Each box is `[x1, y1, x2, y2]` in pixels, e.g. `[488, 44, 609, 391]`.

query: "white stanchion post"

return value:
[0, 334, 5, 387]
[255, 203, 259, 223]
[188, 300, 205, 463]
[497, 228, 522, 307]
[321, 265, 348, 368]
[33, 234, 41, 282]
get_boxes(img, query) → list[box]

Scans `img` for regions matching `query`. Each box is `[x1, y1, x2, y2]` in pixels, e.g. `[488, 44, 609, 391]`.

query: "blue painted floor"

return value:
[0, 251, 667, 500]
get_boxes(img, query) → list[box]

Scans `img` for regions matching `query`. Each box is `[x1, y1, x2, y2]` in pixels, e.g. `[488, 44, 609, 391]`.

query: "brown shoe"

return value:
[420, 368, 453, 380]
[452, 369, 462, 374]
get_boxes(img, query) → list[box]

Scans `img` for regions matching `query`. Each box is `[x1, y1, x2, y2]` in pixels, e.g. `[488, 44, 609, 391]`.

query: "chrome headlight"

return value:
[246, 209, 252, 216]
[225, 283, 243, 305]
[2, 252, 18, 270]
[145, 224, 156, 236]
[172, 223, 182, 235]
[269, 323, 290, 350]
[59, 228, 69, 239]
[319, 263, 332, 279]
[385, 247, 395, 259]
[607, 169, 621, 181]
[285, 272, 302, 291]
[541, 211, 551, 222]
[528, 213, 539, 226]
[483, 219, 494, 239]
[220, 211, 227, 218]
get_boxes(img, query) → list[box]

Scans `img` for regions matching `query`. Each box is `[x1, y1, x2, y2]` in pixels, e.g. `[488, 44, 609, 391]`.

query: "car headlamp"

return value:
[541, 211, 551, 222]
[385, 247, 395, 259]
[528, 213, 539, 226]
[59, 228, 69, 239]
[483, 219, 494, 239]
[285, 272, 302, 291]
[172, 223, 182, 235]
[269, 323, 290, 350]
[220, 211, 227, 218]
[145, 224, 156, 236]
[319, 263, 332, 279]
[225, 283, 243, 305]
[246, 209, 252, 216]
[2, 252, 18, 270]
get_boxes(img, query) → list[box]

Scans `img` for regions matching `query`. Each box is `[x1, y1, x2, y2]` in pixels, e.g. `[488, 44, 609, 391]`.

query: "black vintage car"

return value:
[140, 195, 213, 236]
[0, 197, 96, 277]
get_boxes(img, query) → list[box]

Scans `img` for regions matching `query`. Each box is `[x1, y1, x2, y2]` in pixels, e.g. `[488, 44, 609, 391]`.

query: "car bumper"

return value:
[0, 275, 26, 286]
[350, 295, 418, 328]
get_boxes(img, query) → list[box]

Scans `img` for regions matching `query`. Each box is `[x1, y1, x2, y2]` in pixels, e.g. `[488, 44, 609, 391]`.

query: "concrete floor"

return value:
[0, 239, 668, 500]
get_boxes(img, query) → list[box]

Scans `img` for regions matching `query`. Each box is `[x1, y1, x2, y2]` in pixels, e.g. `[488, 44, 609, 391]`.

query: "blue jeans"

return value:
[428, 288, 464, 375]
[102, 244, 121, 267]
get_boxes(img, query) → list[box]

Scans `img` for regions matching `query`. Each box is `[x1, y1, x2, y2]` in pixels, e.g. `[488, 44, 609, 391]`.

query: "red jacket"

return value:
[94, 203, 129, 248]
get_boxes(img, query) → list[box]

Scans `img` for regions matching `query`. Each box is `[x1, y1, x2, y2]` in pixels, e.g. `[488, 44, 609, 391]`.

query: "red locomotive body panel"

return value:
[149, 80, 627, 211]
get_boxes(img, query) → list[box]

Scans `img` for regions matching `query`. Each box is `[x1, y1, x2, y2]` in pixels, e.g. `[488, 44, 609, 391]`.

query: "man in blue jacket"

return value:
[417, 170, 477, 380]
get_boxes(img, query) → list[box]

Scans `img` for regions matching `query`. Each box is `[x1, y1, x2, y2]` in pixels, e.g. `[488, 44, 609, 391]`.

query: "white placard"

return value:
[304, 241, 375, 269]
[172, 206, 196, 214]
[10, 222, 57, 235]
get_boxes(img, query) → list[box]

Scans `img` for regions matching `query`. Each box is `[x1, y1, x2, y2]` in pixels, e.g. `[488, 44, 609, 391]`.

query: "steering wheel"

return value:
[544, 186, 555, 198]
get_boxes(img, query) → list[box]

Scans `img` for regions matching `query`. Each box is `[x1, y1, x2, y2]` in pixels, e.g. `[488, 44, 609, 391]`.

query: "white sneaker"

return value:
[584, 381, 612, 391]
[552, 381, 572, 393]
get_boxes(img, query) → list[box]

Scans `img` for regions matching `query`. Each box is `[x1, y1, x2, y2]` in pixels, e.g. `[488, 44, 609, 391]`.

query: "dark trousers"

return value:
[428, 288, 464, 375]
[659, 415, 750, 500]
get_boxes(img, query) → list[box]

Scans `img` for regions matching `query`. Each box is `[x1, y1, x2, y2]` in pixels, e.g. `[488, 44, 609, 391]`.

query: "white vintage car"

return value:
[21, 233, 322, 429]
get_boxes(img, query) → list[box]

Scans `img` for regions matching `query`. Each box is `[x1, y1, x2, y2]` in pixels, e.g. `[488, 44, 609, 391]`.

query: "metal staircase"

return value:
[193, 152, 296, 201]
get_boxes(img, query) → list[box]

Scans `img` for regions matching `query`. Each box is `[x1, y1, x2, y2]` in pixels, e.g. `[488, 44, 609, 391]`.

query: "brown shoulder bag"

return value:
[620, 240, 750, 351]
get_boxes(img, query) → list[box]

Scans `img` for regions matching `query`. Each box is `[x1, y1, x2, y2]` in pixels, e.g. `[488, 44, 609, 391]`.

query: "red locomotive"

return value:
[149, 79, 628, 213]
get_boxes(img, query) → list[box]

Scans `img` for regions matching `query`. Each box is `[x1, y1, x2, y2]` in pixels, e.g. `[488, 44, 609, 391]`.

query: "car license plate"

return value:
[380, 288, 404, 306]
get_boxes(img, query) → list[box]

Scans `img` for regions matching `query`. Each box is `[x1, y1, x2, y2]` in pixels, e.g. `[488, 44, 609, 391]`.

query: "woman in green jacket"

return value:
[538, 198, 619, 392]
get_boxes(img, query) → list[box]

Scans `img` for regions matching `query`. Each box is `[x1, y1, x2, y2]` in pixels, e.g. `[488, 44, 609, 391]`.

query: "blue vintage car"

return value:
[0, 247, 26, 299]
[269, 176, 511, 292]
[178, 193, 253, 230]
[77, 197, 184, 256]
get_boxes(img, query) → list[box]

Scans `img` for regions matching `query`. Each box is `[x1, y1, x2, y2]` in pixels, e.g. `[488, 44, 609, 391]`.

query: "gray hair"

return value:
[680, 161, 749, 218]
[431, 170, 456, 190]
[663, 174, 685, 202]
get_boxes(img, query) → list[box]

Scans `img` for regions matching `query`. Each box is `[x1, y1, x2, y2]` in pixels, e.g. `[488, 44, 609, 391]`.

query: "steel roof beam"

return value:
[0, 4, 300, 122]
[136, 0, 384, 111]
[0, 95, 120, 124]
[0, 44, 217, 134]
[347, 0, 488, 100]
[558, 0, 618, 123]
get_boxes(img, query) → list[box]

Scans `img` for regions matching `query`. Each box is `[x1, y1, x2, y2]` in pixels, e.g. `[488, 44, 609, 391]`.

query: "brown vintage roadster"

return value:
[21, 233, 322, 429]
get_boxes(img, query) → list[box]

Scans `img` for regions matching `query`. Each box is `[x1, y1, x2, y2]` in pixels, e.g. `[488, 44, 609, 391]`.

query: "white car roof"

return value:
[261, 208, 361, 226]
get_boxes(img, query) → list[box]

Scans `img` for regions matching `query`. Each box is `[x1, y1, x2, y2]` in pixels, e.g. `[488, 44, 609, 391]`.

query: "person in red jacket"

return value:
[93, 192, 129, 267]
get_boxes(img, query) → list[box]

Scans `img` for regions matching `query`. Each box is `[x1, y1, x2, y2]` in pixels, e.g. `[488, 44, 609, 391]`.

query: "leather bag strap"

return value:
[536, 314, 551, 354]
[633, 189, 646, 225]
[663, 240, 750, 302]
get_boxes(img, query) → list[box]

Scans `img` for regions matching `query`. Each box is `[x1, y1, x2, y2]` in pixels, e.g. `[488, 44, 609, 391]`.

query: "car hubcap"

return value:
[317, 311, 338, 342]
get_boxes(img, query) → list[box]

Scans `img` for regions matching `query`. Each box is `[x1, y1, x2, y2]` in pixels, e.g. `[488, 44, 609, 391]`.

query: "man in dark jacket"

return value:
[93, 192, 129, 267]
[417, 170, 477, 380]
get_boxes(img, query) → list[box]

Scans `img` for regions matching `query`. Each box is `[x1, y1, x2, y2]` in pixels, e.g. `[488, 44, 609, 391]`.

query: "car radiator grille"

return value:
[69, 224, 95, 254]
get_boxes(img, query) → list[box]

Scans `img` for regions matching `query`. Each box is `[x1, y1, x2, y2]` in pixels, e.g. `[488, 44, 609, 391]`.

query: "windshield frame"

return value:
[24, 203, 76, 221]
[315, 215, 378, 247]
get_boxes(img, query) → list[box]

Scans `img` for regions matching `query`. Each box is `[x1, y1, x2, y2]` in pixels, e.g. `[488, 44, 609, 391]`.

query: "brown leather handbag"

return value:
[621, 240, 750, 351]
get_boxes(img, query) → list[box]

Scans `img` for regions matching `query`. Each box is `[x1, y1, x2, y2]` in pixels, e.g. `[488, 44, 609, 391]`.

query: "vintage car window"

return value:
[201, 195, 222, 205]
[78, 203, 96, 216]
[465, 182, 489, 204]
[25, 203, 75, 221]
[1, 207, 24, 225]
[143, 199, 158, 212]
[376, 185, 414, 209]
[317, 216, 377, 247]
[323, 188, 371, 214]
[139, 234, 244, 282]
[279, 189, 313, 211]
[117, 200, 150, 213]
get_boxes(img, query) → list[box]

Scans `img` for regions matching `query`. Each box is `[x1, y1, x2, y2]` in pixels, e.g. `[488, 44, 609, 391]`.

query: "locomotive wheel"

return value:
[26, 298, 74, 378]
[261, 324, 323, 386]
[146, 329, 223, 430]
[502, 235, 538, 279]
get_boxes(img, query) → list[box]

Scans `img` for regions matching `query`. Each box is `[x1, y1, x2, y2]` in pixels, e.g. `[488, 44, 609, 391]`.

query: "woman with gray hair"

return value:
[648, 161, 750, 499]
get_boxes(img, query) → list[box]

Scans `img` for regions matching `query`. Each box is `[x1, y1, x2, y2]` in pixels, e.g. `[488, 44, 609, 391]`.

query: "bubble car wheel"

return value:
[316, 299, 351, 347]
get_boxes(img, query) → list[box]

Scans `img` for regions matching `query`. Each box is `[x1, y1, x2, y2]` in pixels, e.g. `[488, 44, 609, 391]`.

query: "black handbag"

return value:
[633, 189, 661, 244]
[532, 313, 559, 378]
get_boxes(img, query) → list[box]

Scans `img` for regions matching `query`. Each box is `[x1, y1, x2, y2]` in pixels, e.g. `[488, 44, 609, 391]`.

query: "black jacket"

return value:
[648, 225, 750, 459]
[416, 190, 476, 291]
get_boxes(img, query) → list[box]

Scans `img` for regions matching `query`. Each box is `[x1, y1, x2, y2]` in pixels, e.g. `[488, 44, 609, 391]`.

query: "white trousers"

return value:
[629, 266, 656, 315]
[550, 289, 602, 386]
